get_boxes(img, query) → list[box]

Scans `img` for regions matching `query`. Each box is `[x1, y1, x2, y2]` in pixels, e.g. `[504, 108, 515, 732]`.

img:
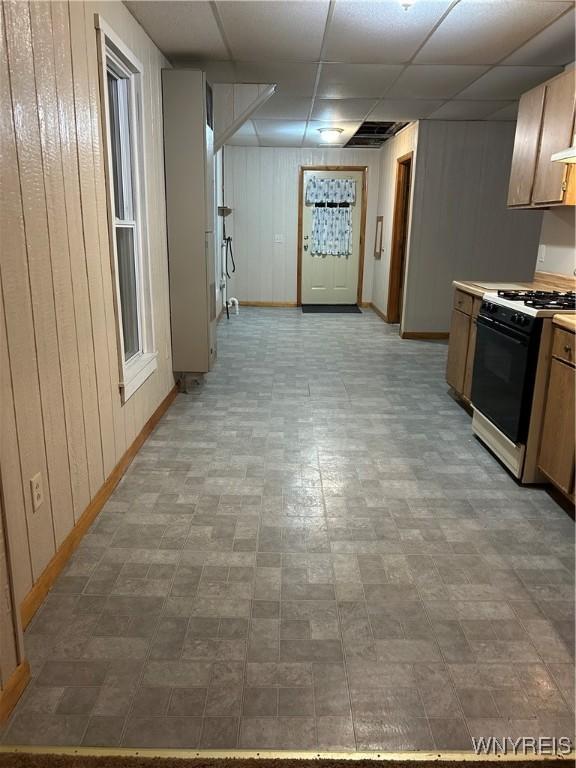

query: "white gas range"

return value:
[470, 289, 576, 482]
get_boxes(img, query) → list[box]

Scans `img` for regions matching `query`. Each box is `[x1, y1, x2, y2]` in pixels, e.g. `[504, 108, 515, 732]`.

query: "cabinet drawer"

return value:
[553, 328, 575, 366]
[453, 290, 473, 315]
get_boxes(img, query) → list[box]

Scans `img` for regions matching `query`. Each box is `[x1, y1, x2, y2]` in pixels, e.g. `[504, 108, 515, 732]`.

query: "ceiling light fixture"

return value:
[400, 0, 415, 9]
[318, 127, 344, 143]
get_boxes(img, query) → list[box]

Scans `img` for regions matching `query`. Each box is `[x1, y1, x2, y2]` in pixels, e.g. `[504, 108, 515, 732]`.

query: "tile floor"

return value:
[2, 308, 574, 751]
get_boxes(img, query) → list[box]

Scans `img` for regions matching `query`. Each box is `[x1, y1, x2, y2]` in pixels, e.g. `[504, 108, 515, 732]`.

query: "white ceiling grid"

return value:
[126, 0, 575, 147]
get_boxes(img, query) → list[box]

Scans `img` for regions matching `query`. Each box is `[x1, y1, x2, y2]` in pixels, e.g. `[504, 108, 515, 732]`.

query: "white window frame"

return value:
[96, 16, 157, 403]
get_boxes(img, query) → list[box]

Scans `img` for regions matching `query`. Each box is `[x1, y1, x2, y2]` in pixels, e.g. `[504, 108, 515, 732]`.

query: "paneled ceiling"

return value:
[125, 0, 575, 147]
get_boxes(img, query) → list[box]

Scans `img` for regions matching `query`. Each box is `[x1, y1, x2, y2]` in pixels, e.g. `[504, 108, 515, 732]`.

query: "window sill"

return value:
[121, 352, 158, 403]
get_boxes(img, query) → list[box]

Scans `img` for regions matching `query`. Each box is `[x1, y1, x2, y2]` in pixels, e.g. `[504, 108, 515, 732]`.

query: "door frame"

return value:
[387, 152, 413, 324]
[297, 165, 368, 306]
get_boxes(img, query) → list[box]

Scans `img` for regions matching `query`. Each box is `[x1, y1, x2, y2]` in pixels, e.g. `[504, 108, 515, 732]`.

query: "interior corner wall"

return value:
[0, 0, 173, 679]
[536, 207, 576, 276]
[371, 123, 419, 318]
[402, 120, 544, 334]
[222, 146, 381, 304]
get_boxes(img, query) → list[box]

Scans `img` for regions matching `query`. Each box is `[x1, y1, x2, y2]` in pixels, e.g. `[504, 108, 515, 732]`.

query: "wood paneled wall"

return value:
[404, 120, 543, 333]
[0, 482, 20, 694]
[223, 146, 381, 304]
[0, 0, 173, 684]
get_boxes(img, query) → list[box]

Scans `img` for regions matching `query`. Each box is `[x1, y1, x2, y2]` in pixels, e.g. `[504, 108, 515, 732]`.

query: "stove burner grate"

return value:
[497, 289, 576, 310]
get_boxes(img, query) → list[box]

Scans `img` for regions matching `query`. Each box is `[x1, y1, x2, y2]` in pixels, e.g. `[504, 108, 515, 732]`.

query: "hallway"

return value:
[2, 309, 574, 751]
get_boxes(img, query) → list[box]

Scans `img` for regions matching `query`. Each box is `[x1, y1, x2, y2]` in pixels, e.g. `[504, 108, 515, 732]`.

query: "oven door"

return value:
[471, 316, 538, 444]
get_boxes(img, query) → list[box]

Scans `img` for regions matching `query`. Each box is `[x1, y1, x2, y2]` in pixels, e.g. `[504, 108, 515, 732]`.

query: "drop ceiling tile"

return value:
[483, 102, 520, 121]
[456, 65, 564, 100]
[324, 1, 454, 64]
[125, 1, 229, 58]
[253, 95, 312, 120]
[234, 62, 318, 97]
[414, 1, 571, 65]
[253, 119, 307, 146]
[304, 120, 362, 147]
[312, 98, 379, 121]
[189, 60, 237, 83]
[216, 0, 329, 61]
[386, 65, 489, 99]
[428, 100, 516, 120]
[316, 64, 404, 98]
[503, 8, 575, 66]
[368, 99, 446, 121]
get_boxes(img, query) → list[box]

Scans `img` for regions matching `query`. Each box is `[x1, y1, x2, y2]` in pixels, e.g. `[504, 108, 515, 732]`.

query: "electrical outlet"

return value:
[30, 473, 43, 512]
[274, 234, 284, 244]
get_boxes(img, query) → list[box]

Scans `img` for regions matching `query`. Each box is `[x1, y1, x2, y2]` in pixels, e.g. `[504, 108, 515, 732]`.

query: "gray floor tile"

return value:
[6, 308, 574, 753]
[122, 716, 202, 748]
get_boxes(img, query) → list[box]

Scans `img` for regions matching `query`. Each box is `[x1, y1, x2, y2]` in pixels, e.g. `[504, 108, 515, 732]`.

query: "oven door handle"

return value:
[476, 316, 529, 346]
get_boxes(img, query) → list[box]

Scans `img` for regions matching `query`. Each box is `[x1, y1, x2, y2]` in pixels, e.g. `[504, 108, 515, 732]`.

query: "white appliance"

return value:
[162, 69, 216, 382]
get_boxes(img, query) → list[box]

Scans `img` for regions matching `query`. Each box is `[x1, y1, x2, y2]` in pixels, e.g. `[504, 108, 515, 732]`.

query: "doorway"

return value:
[387, 152, 413, 324]
[297, 166, 367, 306]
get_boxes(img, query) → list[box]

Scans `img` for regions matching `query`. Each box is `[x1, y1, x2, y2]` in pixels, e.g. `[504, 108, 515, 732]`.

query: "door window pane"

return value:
[115, 226, 139, 360]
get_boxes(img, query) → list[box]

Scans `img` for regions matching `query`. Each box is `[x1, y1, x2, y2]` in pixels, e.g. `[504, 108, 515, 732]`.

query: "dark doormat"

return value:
[301, 305, 361, 314]
[1, 757, 572, 768]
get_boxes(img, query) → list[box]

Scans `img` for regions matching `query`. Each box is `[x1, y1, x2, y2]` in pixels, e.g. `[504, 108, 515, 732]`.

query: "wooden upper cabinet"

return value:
[533, 69, 575, 205]
[507, 68, 575, 209]
[507, 84, 545, 207]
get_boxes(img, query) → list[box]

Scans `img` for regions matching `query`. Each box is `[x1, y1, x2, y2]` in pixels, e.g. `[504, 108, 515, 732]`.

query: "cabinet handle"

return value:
[564, 344, 572, 354]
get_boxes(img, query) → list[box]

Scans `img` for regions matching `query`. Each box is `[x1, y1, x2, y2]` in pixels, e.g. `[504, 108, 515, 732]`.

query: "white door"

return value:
[300, 168, 364, 305]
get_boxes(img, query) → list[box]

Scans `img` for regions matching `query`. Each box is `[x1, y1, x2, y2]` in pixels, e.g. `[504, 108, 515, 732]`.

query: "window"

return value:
[97, 18, 156, 402]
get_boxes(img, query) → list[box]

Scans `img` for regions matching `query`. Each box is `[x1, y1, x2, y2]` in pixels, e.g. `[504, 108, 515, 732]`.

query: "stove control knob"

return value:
[511, 313, 519, 323]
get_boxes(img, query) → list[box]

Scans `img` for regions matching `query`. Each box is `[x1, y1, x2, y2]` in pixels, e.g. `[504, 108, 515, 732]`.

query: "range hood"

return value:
[551, 133, 576, 163]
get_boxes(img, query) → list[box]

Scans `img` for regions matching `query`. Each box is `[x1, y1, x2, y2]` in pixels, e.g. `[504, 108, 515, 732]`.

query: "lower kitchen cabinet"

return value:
[446, 289, 482, 402]
[538, 326, 576, 499]
[446, 308, 470, 394]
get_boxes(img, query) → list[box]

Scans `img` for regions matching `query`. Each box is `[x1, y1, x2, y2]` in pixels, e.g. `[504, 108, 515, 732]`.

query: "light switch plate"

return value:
[30, 473, 43, 512]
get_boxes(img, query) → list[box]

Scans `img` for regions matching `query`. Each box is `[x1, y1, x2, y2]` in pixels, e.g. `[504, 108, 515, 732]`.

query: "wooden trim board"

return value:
[401, 331, 450, 340]
[297, 166, 368, 307]
[0, 745, 572, 762]
[239, 301, 297, 308]
[20, 386, 177, 629]
[369, 302, 389, 323]
[0, 661, 30, 723]
[387, 152, 413, 324]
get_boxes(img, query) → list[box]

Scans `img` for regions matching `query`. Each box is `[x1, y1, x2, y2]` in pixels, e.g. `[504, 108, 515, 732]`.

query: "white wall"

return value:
[371, 123, 418, 317]
[402, 120, 543, 333]
[223, 146, 381, 304]
[536, 208, 576, 276]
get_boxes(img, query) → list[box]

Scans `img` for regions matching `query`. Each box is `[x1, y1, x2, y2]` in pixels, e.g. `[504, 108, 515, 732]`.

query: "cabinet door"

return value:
[507, 84, 546, 207]
[463, 297, 482, 400]
[446, 309, 471, 395]
[538, 358, 575, 495]
[533, 70, 576, 205]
